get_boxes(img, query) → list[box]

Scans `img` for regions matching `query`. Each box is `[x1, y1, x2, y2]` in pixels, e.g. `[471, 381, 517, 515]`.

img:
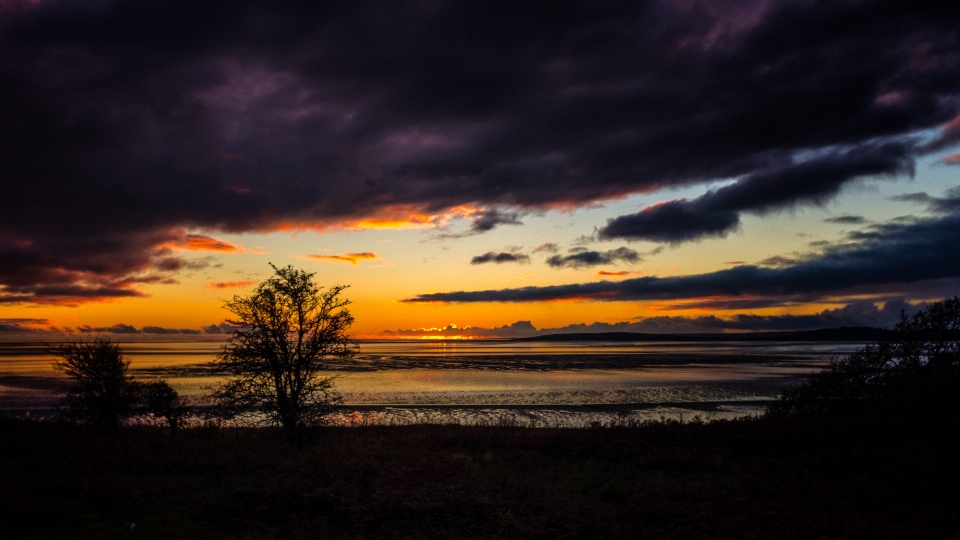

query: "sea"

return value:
[0, 339, 864, 427]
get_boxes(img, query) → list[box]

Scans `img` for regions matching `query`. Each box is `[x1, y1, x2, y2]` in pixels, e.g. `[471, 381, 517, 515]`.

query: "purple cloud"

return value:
[470, 252, 531, 265]
[599, 142, 914, 243]
[546, 247, 641, 269]
[2, 1, 959, 302]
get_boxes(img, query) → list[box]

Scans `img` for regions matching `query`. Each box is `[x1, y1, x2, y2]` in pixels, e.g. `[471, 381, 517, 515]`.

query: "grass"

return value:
[1, 412, 958, 539]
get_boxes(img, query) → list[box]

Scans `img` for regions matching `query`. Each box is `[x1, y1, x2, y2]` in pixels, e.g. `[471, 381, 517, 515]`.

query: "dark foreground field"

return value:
[1, 414, 958, 540]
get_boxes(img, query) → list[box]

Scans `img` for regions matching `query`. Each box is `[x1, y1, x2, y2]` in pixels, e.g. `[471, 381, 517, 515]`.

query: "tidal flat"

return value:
[0, 339, 862, 424]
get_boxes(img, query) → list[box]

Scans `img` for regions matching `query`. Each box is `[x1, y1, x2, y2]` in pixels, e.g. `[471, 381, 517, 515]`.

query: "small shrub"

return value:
[138, 380, 188, 433]
[53, 338, 139, 427]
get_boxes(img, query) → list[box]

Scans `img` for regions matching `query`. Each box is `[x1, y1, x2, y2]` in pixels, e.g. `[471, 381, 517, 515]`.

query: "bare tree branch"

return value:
[211, 265, 355, 432]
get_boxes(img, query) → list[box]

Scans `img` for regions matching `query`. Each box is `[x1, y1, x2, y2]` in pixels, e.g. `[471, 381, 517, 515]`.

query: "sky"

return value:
[2, 0, 960, 339]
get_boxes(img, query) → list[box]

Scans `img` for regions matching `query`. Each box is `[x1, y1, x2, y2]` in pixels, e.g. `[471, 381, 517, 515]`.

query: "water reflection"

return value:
[0, 339, 860, 422]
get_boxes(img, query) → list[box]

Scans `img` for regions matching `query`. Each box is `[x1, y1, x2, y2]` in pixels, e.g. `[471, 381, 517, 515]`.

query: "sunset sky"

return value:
[2, 0, 960, 339]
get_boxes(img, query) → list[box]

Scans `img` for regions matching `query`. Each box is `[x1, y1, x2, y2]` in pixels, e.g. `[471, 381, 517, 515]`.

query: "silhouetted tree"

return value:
[138, 380, 187, 433]
[53, 338, 139, 427]
[212, 264, 353, 433]
[769, 296, 960, 416]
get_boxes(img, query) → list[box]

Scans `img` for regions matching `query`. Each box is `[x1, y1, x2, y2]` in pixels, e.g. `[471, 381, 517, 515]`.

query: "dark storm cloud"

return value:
[468, 209, 524, 234]
[893, 186, 960, 213]
[757, 255, 803, 268]
[598, 142, 915, 243]
[470, 252, 530, 265]
[599, 201, 741, 244]
[546, 247, 640, 269]
[433, 208, 525, 239]
[3, 0, 960, 302]
[931, 193, 960, 213]
[825, 215, 866, 224]
[405, 213, 960, 303]
[0, 318, 54, 333]
[0, 225, 222, 304]
[154, 256, 213, 272]
[0, 228, 182, 304]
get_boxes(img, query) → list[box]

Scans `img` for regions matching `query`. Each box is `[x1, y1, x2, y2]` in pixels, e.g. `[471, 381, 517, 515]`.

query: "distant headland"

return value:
[511, 326, 887, 342]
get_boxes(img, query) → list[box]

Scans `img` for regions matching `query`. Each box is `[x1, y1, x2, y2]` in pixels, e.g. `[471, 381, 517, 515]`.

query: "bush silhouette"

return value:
[769, 296, 960, 416]
[138, 380, 187, 433]
[53, 338, 140, 427]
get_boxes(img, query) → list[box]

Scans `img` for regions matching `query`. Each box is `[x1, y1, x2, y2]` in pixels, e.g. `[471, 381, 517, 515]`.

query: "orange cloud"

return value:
[302, 252, 380, 264]
[155, 232, 250, 254]
[264, 204, 484, 233]
[204, 280, 256, 289]
[946, 114, 960, 131]
[941, 153, 960, 165]
[342, 204, 480, 230]
[184, 234, 242, 252]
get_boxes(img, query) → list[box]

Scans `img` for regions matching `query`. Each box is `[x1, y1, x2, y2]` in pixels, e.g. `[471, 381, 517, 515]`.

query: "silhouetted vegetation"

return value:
[53, 338, 186, 432]
[53, 338, 140, 428]
[212, 265, 354, 433]
[137, 380, 187, 434]
[769, 296, 960, 417]
[22, 296, 958, 537]
[2, 413, 957, 539]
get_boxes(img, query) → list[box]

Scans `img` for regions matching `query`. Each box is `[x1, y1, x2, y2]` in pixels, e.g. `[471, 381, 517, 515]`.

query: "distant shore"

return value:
[510, 326, 886, 342]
